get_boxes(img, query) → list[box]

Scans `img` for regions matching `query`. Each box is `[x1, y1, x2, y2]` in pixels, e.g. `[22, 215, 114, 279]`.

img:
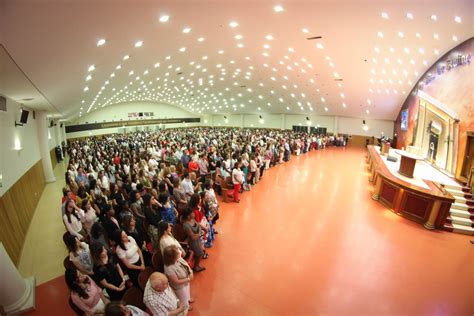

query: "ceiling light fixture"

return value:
[159, 15, 170, 23]
[97, 39, 106, 46]
[229, 21, 239, 28]
[381, 12, 389, 19]
[182, 27, 191, 33]
[274, 5, 284, 12]
[88, 65, 95, 72]
[406, 12, 414, 19]
[454, 16, 462, 23]
[197, 37, 205, 42]
[431, 14, 437, 21]
[134, 41, 143, 47]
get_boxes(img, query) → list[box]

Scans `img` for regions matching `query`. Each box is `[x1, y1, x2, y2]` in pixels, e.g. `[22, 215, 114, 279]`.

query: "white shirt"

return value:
[116, 236, 140, 264]
[182, 178, 194, 195]
[63, 209, 85, 239]
[232, 168, 244, 185]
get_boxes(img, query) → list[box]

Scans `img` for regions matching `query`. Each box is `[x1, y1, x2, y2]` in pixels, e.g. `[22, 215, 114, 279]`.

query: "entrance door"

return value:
[428, 133, 439, 163]
[461, 133, 474, 179]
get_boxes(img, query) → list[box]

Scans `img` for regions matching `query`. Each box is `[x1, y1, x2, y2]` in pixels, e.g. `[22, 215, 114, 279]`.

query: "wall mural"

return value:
[394, 37, 473, 178]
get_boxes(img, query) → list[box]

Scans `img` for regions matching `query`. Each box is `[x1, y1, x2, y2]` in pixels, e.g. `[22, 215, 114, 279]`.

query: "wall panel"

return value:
[0, 160, 45, 265]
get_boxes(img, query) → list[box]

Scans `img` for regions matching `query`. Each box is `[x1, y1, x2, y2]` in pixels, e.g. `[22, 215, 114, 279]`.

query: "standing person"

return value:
[65, 267, 108, 316]
[91, 245, 126, 301]
[81, 199, 98, 236]
[113, 230, 145, 287]
[163, 245, 194, 312]
[143, 272, 186, 316]
[232, 162, 244, 203]
[63, 199, 86, 240]
[182, 208, 205, 272]
[63, 233, 94, 276]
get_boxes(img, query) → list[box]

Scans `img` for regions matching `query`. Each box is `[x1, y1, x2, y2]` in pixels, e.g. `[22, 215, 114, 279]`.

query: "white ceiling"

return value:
[1, 0, 472, 121]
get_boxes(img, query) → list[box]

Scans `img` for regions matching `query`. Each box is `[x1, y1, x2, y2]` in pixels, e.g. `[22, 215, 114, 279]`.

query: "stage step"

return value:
[446, 216, 474, 228]
[443, 183, 463, 191]
[450, 202, 469, 211]
[446, 189, 466, 198]
[452, 223, 474, 235]
[449, 209, 474, 219]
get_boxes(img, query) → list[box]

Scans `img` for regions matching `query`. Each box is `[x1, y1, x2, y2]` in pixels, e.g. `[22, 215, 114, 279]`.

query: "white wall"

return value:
[67, 101, 205, 139]
[0, 98, 41, 196]
[338, 116, 394, 138]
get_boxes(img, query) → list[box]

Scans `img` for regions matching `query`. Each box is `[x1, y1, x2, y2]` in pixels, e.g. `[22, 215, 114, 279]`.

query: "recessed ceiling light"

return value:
[197, 37, 205, 42]
[454, 16, 462, 23]
[324, 107, 329, 112]
[97, 38, 106, 46]
[434, 49, 439, 55]
[218, 50, 224, 54]
[404, 47, 410, 54]
[182, 27, 191, 33]
[159, 15, 170, 23]
[406, 12, 414, 19]
[418, 48, 425, 54]
[381, 12, 389, 19]
[229, 21, 239, 28]
[433, 33, 439, 40]
[88, 65, 95, 72]
[415, 32, 421, 38]
[154, 62, 160, 68]
[389, 47, 395, 53]
[274, 5, 284, 12]
[452, 35, 458, 41]
[374, 47, 380, 53]
[237, 43, 244, 48]
[266, 34, 274, 40]
[398, 31, 404, 38]
[134, 41, 143, 47]
[123, 55, 130, 60]
[302, 28, 310, 33]
[85, 75, 92, 81]
[179, 47, 186, 52]
[316, 43, 324, 49]
[377, 31, 384, 38]
[288, 47, 295, 52]
[431, 14, 437, 21]
[165, 55, 171, 60]
[234, 34, 243, 40]
[84, 86, 89, 92]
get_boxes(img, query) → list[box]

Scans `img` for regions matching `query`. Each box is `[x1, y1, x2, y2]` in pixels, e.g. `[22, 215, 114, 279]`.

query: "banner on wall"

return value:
[65, 117, 200, 133]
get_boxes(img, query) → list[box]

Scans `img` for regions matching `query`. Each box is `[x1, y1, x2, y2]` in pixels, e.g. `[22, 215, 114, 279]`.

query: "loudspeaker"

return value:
[20, 109, 29, 124]
[0, 96, 6, 111]
[387, 155, 398, 162]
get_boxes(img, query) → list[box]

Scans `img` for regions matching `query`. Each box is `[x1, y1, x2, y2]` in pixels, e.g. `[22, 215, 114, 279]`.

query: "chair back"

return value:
[152, 250, 165, 272]
[137, 267, 155, 291]
[122, 286, 147, 311]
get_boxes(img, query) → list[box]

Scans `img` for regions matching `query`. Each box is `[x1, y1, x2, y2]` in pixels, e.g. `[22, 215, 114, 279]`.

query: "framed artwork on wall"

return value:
[401, 109, 409, 131]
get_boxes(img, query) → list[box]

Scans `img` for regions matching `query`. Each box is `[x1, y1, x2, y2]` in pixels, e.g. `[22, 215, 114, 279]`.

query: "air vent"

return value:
[22, 98, 34, 101]
[334, 78, 343, 81]
[177, 72, 183, 75]
[306, 36, 322, 40]
[240, 85, 246, 88]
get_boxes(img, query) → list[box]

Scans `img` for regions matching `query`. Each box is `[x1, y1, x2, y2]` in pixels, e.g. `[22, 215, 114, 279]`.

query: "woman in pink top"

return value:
[65, 267, 108, 316]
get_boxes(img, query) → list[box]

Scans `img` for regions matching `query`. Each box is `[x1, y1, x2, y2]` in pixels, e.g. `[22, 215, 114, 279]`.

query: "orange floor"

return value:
[25, 147, 474, 315]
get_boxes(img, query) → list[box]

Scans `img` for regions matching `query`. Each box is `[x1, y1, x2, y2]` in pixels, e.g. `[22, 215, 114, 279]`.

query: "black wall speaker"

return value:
[20, 110, 29, 124]
[0, 96, 6, 112]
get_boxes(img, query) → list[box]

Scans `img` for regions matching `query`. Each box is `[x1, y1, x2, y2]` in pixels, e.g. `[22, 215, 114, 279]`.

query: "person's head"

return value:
[158, 192, 169, 205]
[188, 193, 201, 209]
[90, 222, 105, 240]
[158, 221, 172, 239]
[65, 267, 90, 299]
[183, 172, 189, 179]
[81, 199, 91, 211]
[63, 232, 79, 253]
[162, 245, 180, 266]
[149, 272, 169, 293]
[172, 177, 181, 188]
[104, 301, 132, 316]
[103, 204, 114, 217]
[113, 230, 128, 250]
[142, 194, 152, 207]
[182, 207, 195, 222]
[203, 179, 213, 190]
[122, 215, 136, 232]
[136, 183, 144, 192]
[91, 244, 108, 266]
[189, 172, 196, 181]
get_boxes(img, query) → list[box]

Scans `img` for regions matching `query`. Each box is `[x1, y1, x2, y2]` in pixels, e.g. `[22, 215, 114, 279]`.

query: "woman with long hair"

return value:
[65, 267, 108, 315]
[63, 232, 94, 276]
[181, 208, 205, 272]
[91, 245, 126, 301]
[63, 199, 86, 240]
[113, 230, 145, 287]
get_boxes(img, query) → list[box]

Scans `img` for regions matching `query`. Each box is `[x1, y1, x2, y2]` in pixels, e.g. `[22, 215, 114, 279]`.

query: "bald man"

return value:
[143, 272, 186, 316]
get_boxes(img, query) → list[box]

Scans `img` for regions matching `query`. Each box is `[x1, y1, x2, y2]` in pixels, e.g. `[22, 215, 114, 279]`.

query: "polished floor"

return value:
[22, 147, 473, 315]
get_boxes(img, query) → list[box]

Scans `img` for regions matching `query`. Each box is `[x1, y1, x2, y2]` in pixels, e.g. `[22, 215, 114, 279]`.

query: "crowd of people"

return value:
[60, 127, 343, 315]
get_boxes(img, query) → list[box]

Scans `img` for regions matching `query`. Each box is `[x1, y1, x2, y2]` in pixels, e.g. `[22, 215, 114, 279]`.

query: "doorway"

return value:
[461, 133, 474, 180]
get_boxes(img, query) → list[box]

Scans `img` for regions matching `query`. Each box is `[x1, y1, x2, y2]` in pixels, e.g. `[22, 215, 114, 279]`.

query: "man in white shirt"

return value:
[232, 162, 244, 203]
[181, 172, 194, 197]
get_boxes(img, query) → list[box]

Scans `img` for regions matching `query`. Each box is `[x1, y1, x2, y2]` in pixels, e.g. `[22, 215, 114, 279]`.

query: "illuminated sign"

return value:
[422, 53, 471, 86]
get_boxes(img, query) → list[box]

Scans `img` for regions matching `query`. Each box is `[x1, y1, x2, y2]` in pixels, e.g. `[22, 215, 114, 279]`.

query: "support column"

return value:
[0, 243, 36, 314]
[36, 111, 56, 183]
[424, 200, 442, 230]
[54, 121, 63, 160]
[371, 174, 383, 200]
